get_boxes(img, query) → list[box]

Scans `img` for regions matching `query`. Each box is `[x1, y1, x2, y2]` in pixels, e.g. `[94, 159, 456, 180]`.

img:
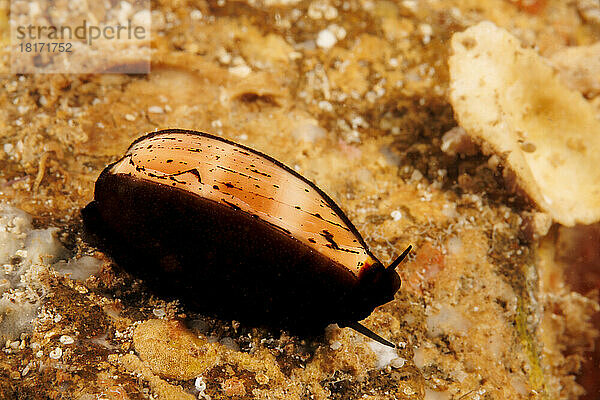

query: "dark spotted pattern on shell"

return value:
[109, 130, 377, 276]
[83, 129, 404, 336]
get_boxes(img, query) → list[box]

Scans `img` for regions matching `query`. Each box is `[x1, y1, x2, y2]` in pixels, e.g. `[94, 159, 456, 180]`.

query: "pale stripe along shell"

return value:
[83, 129, 410, 346]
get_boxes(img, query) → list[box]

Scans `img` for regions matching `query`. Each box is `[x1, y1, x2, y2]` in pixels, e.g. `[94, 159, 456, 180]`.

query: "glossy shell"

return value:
[83, 129, 401, 332]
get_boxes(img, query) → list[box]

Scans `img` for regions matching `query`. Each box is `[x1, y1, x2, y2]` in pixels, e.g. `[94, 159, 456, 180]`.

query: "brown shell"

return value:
[110, 130, 377, 276]
[83, 129, 401, 332]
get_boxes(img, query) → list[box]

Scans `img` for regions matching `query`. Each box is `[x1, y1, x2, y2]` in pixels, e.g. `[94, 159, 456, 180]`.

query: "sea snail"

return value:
[83, 129, 411, 347]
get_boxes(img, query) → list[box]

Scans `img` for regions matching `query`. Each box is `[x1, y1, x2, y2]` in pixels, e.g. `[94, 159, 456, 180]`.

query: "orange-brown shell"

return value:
[110, 130, 378, 277]
[83, 129, 401, 331]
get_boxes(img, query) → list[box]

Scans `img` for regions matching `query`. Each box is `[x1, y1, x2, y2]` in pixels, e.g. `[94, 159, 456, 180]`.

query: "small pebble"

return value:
[195, 376, 206, 392]
[153, 308, 166, 318]
[316, 29, 337, 49]
[49, 347, 62, 359]
[59, 335, 74, 345]
[419, 23, 433, 44]
[229, 65, 251, 78]
[410, 169, 423, 181]
[148, 106, 165, 114]
[190, 9, 203, 20]
[390, 357, 406, 368]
